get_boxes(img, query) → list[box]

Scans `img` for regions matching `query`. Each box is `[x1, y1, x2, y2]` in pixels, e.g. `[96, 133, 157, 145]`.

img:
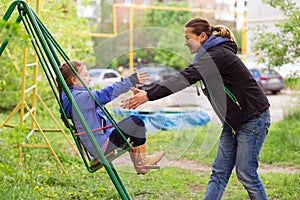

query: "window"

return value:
[103, 73, 118, 79]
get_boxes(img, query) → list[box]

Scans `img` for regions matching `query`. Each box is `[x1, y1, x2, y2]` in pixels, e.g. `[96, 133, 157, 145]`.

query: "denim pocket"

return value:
[241, 116, 260, 135]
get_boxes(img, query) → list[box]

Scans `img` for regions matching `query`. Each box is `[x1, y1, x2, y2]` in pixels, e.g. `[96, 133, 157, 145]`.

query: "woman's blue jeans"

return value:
[205, 109, 271, 200]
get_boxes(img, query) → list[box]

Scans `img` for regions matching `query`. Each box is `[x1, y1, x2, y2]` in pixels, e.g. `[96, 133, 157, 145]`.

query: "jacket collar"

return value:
[193, 36, 231, 63]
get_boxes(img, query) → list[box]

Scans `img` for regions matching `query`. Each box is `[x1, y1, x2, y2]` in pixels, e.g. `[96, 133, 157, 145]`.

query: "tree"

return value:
[144, 2, 192, 71]
[0, 0, 95, 110]
[251, 0, 300, 67]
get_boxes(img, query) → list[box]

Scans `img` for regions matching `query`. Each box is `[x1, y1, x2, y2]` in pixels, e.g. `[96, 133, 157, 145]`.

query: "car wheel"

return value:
[272, 90, 279, 95]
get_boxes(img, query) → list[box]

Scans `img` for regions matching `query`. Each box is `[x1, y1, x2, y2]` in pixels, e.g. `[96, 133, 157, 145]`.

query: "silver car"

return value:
[249, 68, 284, 94]
[137, 66, 179, 89]
[88, 68, 122, 88]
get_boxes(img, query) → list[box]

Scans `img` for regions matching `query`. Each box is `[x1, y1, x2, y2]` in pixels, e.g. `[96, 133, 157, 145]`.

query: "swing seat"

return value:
[90, 153, 113, 171]
[89, 145, 127, 171]
[73, 124, 131, 173]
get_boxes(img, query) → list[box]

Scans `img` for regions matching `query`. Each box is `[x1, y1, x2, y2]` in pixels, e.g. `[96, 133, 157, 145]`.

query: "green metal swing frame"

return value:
[1, 1, 132, 199]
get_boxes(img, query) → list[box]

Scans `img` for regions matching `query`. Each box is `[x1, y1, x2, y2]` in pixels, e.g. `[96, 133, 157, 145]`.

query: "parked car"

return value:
[248, 68, 284, 94]
[88, 68, 122, 88]
[137, 65, 179, 89]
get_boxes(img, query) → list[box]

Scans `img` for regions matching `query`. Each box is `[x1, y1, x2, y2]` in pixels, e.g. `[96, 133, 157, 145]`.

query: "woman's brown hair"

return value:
[185, 18, 236, 42]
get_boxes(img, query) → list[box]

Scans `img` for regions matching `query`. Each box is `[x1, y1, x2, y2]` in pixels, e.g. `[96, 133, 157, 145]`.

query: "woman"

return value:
[121, 18, 270, 199]
[57, 60, 164, 174]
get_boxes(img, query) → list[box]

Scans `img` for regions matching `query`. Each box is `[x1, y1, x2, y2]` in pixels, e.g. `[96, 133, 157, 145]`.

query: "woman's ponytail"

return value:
[213, 25, 236, 42]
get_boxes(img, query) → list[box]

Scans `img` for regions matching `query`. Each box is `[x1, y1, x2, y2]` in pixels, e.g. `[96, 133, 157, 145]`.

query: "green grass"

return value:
[260, 111, 300, 168]
[0, 104, 299, 199]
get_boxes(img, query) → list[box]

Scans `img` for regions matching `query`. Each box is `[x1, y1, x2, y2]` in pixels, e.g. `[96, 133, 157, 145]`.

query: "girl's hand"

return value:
[134, 68, 150, 88]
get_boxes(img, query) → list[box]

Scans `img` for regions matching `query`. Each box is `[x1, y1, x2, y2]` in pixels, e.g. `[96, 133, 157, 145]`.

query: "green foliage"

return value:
[251, 0, 300, 67]
[144, 2, 192, 70]
[154, 30, 192, 71]
[146, 2, 191, 31]
[284, 77, 300, 90]
[108, 2, 194, 71]
[0, 2, 31, 110]
[38, 1, 95, 65]
[232, 29, 243, 52]
[0, 80, 6, 90]
[0, 19, 30, 49]
[0, 0, 95, 110]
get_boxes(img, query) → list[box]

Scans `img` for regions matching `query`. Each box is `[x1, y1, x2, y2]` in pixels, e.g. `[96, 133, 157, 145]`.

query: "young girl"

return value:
[57, 60, 164, 174]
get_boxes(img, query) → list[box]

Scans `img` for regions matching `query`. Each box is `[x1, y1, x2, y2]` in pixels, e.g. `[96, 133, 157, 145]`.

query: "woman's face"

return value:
[184, 27, 207, 54]
[73, 65, 91, 87]
[184, 27, 201, 54]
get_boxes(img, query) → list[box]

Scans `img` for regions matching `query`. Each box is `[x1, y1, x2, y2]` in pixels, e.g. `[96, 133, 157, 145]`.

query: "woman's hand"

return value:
[121, 87, 149, 109]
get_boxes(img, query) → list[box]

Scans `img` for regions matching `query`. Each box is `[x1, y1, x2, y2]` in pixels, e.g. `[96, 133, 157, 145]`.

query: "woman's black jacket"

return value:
[146, 41, 270, 129]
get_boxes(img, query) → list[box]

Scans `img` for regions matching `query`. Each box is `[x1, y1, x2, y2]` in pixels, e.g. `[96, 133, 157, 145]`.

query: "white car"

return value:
[88, 68, 122, 88]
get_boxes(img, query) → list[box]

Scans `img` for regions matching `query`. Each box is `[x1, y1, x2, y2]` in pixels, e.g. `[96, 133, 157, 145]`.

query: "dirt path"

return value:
[170, 159, 299, 174]
[114, 155, 299, 174]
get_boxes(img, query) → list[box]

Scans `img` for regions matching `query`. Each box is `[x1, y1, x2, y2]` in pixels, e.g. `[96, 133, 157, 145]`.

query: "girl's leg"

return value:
[105, 115, 146, 153]
[205, 123, 237, 200]
[235, 109, 270, 200]
[106, 115, 164, 174]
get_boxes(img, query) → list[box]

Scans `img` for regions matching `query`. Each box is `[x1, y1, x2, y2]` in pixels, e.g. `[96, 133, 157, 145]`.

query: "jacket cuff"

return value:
[128, 73, 140, 87]
[145, 91, 153, 101]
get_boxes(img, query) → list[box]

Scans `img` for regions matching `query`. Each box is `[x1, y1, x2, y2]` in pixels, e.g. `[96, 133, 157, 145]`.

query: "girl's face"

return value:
[184, 27, 207, 54]
[73, 65, 91, 87]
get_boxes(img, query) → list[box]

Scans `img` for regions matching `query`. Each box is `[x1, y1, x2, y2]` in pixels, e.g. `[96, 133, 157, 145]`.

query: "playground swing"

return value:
[1, 1, 158, 199]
